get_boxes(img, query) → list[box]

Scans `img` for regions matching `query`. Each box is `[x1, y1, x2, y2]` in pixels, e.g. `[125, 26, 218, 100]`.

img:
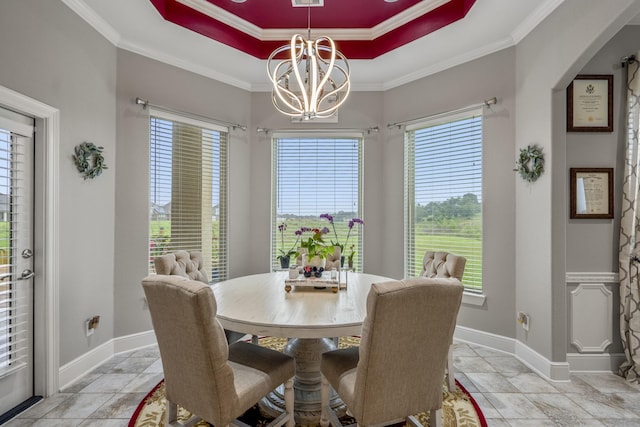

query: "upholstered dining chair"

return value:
[154, 250, 250, 344]
[320, 277, 463, 427]
[420, 250, 467, 391]
[142, 274, 295, 427]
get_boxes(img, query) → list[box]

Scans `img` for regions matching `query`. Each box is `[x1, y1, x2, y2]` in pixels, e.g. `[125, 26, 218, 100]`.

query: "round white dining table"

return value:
[212, 271, 394, 424]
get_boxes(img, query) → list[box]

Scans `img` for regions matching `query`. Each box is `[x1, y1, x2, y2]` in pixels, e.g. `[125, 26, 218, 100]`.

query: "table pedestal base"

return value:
[260, 337, 347, 424]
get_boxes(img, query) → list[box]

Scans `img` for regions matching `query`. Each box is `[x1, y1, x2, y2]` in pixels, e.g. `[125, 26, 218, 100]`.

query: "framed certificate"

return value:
[567, 75, 613, 132]
[570, 168, 613, 219]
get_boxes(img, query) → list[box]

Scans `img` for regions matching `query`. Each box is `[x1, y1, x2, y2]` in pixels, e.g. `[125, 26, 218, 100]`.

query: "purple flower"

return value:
[321, 227, 330, 234]
[348, 218, 364, 229]
[320, 213, 334, 223]
[278, 223, 286, 232]
[296, 227, 312, 236]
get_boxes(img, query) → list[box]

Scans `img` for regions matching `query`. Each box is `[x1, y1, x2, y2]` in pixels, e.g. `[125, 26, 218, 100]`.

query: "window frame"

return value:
[271, 133, 364, 272]
[404, 108, 484, 293]
[148, 109, 229, 282]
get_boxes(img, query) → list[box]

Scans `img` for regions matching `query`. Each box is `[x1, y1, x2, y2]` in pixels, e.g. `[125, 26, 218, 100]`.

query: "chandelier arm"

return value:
[310, 38, 337, 110]
[273, 87, 304, 113]
[270, 61, 305, 113]
[290, 35, 311, 113]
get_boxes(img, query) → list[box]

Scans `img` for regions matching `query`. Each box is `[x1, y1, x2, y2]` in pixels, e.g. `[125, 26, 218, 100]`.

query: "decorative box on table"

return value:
[284, 271, 347, 293]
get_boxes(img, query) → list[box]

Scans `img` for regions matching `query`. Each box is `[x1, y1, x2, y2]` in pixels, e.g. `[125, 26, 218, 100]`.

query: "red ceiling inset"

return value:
[149, 0, 476, 60]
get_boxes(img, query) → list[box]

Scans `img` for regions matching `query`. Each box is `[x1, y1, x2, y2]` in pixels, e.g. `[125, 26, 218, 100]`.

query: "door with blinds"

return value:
[0, 107, 35, 416]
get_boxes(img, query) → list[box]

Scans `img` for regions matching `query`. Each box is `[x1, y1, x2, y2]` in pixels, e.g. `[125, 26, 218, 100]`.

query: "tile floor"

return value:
[4, 340, 640, 426]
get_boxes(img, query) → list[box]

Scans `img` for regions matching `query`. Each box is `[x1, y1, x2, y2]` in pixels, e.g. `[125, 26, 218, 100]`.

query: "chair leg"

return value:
[165, 400, 203, 427]
[432, 408, 443, 427]
[166, 400, 178, 426]
[321, 375, 330, 427]
[285, 377, 294, 427]
[447, 344, 455, 391]
[406, 415, 421, 427]
[252, 334, 259, 344]
[320, 375, 343, 427]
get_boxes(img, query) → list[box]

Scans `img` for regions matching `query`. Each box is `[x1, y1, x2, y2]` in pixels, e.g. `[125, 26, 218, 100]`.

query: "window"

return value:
[272, 135, 363, 270]
[405, 110, 483, 291]
[149, 110, 228, 282]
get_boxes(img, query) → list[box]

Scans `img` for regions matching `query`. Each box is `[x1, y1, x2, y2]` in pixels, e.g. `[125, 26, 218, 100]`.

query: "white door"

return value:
[0, 107, 35, 416]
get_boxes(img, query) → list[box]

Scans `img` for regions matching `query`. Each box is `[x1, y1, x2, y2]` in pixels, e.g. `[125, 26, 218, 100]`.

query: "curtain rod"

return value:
[256, 126, 379, 135]
[386, 97, 497, 129]
[621, 54, 637, 67]
[135, 97, 247, 131]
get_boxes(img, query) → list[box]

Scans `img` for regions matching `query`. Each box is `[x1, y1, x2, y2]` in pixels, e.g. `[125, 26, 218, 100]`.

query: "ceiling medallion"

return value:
[267, 8, 350, 120]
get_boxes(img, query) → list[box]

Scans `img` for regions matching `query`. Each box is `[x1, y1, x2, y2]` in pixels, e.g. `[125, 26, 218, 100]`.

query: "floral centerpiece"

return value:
[297, 226, 331, 268]
[277, 223, 299, 268]
[321, 213, 364, 268]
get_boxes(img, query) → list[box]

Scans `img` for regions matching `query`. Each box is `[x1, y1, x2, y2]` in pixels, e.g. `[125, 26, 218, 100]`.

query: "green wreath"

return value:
[72, 142, 107, 180]
[515, 145, 544, 183]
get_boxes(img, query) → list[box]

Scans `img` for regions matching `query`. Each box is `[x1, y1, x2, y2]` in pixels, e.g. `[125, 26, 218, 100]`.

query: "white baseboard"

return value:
[60, 327, 621, 389]
[515, 340, 570, 381]
[58, 340, 114, 391]
[113, 330, 157, 354]
[454, 325, 516, 354]
[58, 331, 158, 391]
[567, 352, 626, 373]
[455, 325, 571, 381]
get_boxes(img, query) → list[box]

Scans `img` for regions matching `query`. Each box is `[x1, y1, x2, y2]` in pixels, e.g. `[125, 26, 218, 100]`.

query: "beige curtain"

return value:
[619, 52, 640, 381]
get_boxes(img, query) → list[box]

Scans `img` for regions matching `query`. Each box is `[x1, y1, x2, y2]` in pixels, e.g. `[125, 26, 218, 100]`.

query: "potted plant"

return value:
[321, 214, 364, 267]
[346, 245, 356, 269]
[277, 223, 299, 269]
[297, 226, 331, 268]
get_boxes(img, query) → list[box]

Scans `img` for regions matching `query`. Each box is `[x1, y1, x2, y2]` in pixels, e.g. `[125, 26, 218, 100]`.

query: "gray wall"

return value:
[566, 25, 640, 273]
[382, 48, 517, 337]
[514, 0, 640, 361]
[0, 0, 117, 365]
[564, 25, 640, 354]
[114, 50, 253, 337]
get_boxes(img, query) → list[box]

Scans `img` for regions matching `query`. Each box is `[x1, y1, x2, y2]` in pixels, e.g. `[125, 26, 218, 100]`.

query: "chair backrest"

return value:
[420, 251, 466, 281]
[352, 277, 463, 425]
[154, 250, 208, 283]
[141, 274, 238, 426]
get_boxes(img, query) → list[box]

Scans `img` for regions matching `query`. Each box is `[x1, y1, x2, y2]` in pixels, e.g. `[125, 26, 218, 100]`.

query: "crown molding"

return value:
[60, 0, 121, 45]
[118, 39, 253, 91]
[382, 36, 514, 91]
[178, 0, 455, 41]
[510, 0, 564, 44]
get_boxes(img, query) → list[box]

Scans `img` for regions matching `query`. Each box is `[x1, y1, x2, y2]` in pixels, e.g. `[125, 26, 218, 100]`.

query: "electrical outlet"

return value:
[85, 319, 94, 336]
[85, 315, 100, 336]
[517, 311, 530, 331]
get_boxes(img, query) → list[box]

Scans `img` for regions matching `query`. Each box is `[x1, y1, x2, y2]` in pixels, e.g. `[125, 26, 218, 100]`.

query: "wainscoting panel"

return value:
[570, 283, 612, 352]
[566, 272, 618, 370]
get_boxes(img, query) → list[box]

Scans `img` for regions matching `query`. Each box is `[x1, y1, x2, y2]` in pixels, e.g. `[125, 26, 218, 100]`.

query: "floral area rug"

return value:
[128, 336, 487, 427]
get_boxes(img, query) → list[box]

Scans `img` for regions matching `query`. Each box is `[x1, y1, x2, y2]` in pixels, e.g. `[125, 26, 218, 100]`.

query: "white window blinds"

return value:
[405, 110, 483, 291]
[272, 136, 363, 270]
[149, 110, 228, 282]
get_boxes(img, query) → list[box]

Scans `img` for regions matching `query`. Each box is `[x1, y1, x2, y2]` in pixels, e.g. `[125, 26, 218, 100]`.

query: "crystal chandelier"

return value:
[267, 9, 350, 120]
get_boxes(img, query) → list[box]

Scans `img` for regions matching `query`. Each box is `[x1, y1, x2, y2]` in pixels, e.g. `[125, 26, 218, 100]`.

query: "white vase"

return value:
[306, 255, 326, 269]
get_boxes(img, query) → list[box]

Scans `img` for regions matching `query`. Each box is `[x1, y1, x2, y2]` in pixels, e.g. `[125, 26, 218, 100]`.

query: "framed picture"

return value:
[567, 74, 613, 132]
[570, 168, 613, 219]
